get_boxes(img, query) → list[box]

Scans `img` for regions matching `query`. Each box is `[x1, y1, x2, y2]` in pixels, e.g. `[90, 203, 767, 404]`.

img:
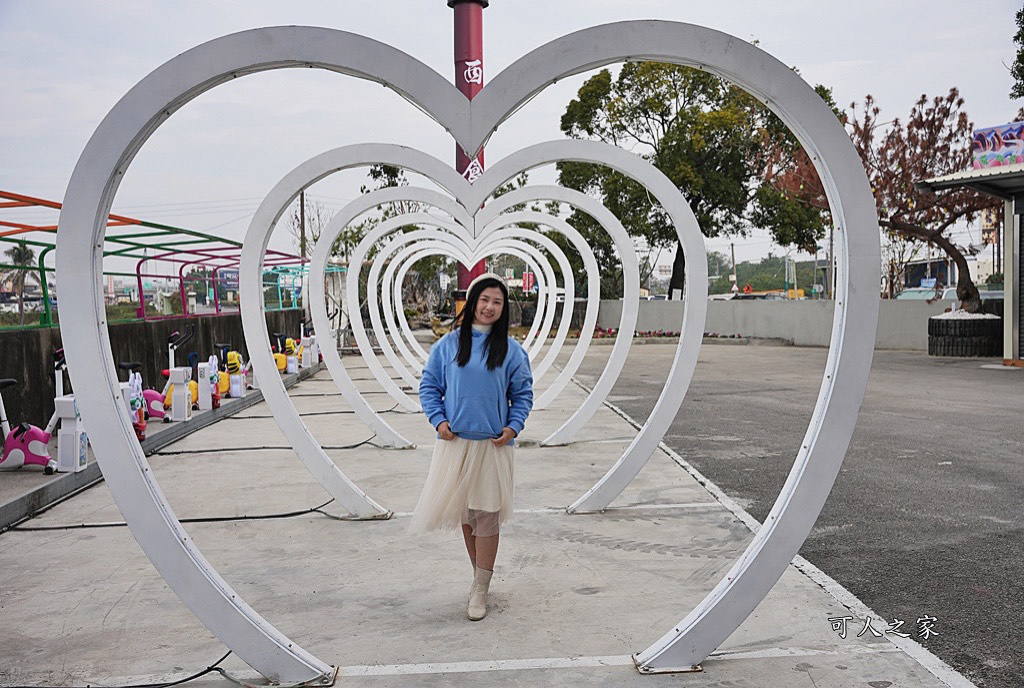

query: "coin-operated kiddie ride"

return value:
[300, 320, 319, 368]
[118, 361, 148, 442]
[0, 348, 89, 474]
[196, 355, 221, 411]
[225, 349, 250, 399]
[0, 378, 58, 473]
[45, 349, 89, 473]
[143, 326, 195, 423]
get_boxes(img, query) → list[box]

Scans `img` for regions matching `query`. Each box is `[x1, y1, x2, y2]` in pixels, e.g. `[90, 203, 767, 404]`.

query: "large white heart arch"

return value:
[56, 21, 878, 681]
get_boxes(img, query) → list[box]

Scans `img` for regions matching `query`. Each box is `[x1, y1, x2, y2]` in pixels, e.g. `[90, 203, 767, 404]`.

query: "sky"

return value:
[1, 0, 1020, 275]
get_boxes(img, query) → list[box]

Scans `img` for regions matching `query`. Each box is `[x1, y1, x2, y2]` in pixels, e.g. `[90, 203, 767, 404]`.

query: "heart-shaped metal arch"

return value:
[380, 240, 551, 375]
[353, 223, 560, 403]
[385, 213, 601, 412]
[479, 213, 602, 409]
[346, 215, 563, 403]
[56, 21, 877, 680]
[374, 233, 562, 369]
[361, 226, 557, 385]
[382, 219, 595, 395]
[367, 227, 575, 388]
[300, 148, 649, 458]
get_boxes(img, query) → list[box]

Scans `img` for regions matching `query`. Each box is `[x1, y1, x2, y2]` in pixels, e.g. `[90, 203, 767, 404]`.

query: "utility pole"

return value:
[794, 253, 798, 299]
[449, 0, 488, 316]
[730, 242, 738, 294]
[827, 224, 834, 299]
[299, 190, 306, 260]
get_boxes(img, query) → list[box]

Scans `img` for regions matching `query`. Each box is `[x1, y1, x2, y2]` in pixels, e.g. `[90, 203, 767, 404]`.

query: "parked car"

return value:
[894, 287, 950, 301]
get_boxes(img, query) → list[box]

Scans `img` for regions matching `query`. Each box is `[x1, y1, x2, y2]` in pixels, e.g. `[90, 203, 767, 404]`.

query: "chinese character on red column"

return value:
[462, 158, 484, 183]
[463, 59, 482, 85]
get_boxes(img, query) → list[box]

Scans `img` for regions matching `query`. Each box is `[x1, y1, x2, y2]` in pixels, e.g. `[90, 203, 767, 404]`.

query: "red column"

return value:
[449, 0, 488, 295]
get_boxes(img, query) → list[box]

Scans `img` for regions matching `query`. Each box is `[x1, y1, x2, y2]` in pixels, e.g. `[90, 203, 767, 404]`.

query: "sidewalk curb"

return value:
[0, 363, 324, 532]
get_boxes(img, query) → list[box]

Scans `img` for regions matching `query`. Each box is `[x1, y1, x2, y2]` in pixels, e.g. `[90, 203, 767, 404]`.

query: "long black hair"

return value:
[454, 277, 510, 370]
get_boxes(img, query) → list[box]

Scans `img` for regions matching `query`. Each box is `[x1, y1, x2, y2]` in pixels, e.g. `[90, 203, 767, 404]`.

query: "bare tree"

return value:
[881, 233, 924, 299]
[848, 89, 999, 312]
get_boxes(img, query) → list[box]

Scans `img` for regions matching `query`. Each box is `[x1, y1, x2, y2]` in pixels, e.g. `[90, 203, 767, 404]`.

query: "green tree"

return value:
[558, 62, 829, 298]
[708, 254, 818, 296]
[707, 250, 731, 280]
[1010, 7, 1024, 99]
[2, 241, 41, 325]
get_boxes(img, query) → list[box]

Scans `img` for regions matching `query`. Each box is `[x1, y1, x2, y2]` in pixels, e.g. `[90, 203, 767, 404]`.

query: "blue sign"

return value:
[219, 269, 239, 290]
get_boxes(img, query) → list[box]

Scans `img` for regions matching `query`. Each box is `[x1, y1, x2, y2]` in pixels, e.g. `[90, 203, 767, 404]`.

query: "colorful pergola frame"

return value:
[0, 189, 307, 327]
[57, 21, 878, 682]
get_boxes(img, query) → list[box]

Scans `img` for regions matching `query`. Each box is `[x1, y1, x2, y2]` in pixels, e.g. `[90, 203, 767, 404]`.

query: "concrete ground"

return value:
[0, 347, 973, 687]
[574, 341, 1024, 688]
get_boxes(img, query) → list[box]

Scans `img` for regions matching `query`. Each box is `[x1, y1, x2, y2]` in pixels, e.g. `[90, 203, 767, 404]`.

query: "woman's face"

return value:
[474, 286, 505, 326]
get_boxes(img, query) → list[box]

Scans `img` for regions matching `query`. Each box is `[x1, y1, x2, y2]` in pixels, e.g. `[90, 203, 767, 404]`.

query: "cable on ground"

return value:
[153, 436, 379, 455]
[2, 650, 233, 688]
[9, 499, 351, 532]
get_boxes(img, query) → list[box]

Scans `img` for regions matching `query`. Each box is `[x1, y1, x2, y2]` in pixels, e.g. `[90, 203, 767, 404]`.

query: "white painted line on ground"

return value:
[567, 374, 978, 688]
[339, 655, 633, 677]
[388, 502, 719, 518]
[336, 644, 902, 677]
[89, 645, 906, 685]
[705, 644, 900, 662]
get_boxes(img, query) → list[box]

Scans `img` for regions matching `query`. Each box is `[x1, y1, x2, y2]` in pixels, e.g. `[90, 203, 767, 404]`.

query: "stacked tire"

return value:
[928, 316, 1001, 357]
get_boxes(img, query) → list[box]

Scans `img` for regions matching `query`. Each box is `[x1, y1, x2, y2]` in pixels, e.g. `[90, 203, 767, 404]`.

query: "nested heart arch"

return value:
[364, 226, 577, 389]
[56, 22, 878, 681]
[385, 214, 601, 411]
[380, 238, 564, 382]
[304, 154, 659, 455]
[378, 240, 551, 375]
[382, 216, 601, 407]
[349, 220, 562, 409]
[367, 232, 556, 388]
[372, 232, 565, 374]
[359, 226, 560, 391]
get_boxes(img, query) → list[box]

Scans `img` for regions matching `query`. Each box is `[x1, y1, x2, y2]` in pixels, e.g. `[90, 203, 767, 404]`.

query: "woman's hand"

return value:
[490, 427, 517, 446]
[437, 421, 455, 441]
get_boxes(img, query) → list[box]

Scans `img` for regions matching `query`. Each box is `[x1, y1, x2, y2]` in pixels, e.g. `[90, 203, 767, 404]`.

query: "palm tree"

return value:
[2, 241, 41, 325]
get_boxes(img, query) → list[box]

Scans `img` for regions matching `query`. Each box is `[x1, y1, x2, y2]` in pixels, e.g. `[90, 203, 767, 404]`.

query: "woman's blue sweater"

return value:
[419, 329, 533, 444]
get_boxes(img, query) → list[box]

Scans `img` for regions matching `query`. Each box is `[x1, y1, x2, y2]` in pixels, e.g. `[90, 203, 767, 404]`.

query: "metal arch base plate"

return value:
[56, 21, 878, 680]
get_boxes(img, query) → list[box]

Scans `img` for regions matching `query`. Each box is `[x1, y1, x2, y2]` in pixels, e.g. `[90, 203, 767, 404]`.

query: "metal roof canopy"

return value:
[915, 162, 1024, 201]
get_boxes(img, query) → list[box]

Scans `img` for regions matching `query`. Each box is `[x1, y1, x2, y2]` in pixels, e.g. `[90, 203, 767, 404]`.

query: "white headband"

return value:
[466, 271, 508, 294]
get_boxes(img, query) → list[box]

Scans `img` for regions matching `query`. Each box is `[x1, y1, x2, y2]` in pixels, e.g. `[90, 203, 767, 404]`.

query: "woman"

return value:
[411, 273, 534, 620]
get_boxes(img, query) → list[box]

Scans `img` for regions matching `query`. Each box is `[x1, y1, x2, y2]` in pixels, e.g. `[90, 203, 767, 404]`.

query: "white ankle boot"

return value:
[467, 567, 493, 621]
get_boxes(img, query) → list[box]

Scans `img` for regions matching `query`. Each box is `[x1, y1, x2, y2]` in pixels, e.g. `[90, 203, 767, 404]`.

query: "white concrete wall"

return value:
[596, 300, 953, 350]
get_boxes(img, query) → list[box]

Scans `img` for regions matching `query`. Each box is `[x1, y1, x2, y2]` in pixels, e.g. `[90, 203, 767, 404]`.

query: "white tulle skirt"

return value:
[410, 436, 515, 537]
